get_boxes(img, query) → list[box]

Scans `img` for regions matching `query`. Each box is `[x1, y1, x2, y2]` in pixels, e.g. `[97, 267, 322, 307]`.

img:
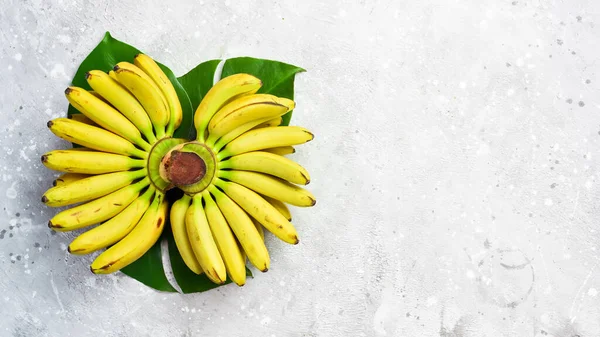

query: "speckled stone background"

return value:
[1, 0, 600, 336]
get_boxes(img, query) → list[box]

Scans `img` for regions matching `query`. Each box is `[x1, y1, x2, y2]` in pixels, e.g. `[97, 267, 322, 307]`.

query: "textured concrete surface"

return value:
[1, 0, 600, 336]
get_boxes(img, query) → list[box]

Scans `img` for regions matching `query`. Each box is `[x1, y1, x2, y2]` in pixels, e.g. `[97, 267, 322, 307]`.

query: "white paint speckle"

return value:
[6, 182, 17, 199]
[588, 288, 598, 297]
[544, 198, 553, 206]
[14, 53, 22, 61]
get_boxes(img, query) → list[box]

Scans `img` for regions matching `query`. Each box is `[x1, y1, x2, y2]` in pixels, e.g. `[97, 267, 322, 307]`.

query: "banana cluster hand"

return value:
[42, 58, 316, 288]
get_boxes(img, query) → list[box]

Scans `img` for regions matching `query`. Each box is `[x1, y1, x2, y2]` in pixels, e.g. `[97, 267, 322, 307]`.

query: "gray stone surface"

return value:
[1, 0, 600, 336]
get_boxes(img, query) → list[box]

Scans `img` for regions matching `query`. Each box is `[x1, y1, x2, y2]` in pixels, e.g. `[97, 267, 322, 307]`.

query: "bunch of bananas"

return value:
[41, 54, 316, 287]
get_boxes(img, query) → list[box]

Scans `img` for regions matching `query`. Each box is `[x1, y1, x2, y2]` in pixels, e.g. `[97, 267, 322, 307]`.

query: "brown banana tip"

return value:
[40, 155, 48, 163]
[52, 180, 58, 187]
[134, 53, 141, 58]
[46, 121, 53, 128]
[89, 266, 95, 274]
[84, 72, 91, 79]
[64, 87, 73, 95]
[41, 195, 49, 203]
[113, 65, 120, 71]
[47, 221, 53, 228]
[310, 198, 317, 206]
[294, 237, 300, 245]
[261, 267, 269, 273]
[67, 245, 72, 253]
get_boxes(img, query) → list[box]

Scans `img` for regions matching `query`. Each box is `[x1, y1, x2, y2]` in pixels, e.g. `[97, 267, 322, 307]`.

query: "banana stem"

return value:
[155, 126, 165, 140]
[137, 139, 152, 152]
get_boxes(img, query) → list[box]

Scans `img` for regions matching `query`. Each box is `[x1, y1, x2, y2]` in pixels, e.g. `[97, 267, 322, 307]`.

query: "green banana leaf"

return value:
[65, 32, 304, 293]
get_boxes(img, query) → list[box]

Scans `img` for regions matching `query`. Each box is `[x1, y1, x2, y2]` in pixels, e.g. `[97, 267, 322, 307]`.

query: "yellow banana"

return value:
[194, 73, 262, 141]
[53, 173, 90, 187]
[69, 113, 97, 127]
[86, 70, 157, 143]
[42, 169, 146, 207]
[134, 54, 182, 136]
[262, 195, 292, 221]
[65, 86, 150, 150]
[41, 149, 144, 174]
[206, 94, 289, 143]
[212, 116, 277, 152]
[218, 170, 315, 207]
[170, 195, 202, 274]
[114, 62, 170, 138]
[215, 179, 298, 244]
[108, 70, 118, 81]
[218, 126, 313, 159]
[91, 192, 168, 274]
[202, 190, 246, 286]
[209, 185, 269, 271]
[47, 118, 147, 158]
[49, 178, 148, 232]
[252, 116, 282, 130]
[219, 151, 310, 185]
[69, 186, 155, 255]
[186, 194, 226, 284]
[263, 146, 295, 156]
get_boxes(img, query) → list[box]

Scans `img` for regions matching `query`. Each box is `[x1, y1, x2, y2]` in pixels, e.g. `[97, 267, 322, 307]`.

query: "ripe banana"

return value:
[209, 185, 269, 271]
[134, 54, 183, 136]
[251, 218, 265, 241]
[69, 113, 97, 127]
[186, 194, 226, 284]
[206, 94, 290, 143]
[41, 149, 144, 174]
[262, 195, 292, 221]
[219, 151, 310, 185]
[212, 115, 278, 152]
[218, 170, 316, 207]
[218, 126, 313, 159]
[65, 86, 150, 150]
[252, 116, 282, 130]
[170, 195, 203, 275]
[263, 146, 295, 156]
[47, 118, 147, 158]
[48, 178, 148, 231]
[202, 190, 246, 286]
[108, 69, 118, 81]
[53, 172, 90, 187]
[194, 73, 262, 141]
[114, 62, 170, 138]
[86, 70, 157, 143]
[91, 192, 168, 274]
[69, 186, 155, 255]
[215, 179, 299, 244]
[42, 169, 146, 207]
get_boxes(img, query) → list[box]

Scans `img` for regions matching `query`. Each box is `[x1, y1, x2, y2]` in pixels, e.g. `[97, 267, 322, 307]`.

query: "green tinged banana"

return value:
[86, 70, 157, 143]
[68, 186, 156, 255]
[49, 178, 149, 232]
[47, 118, 147, 158]
[194, 73, 262, 141]
[91, 192, 168, 274]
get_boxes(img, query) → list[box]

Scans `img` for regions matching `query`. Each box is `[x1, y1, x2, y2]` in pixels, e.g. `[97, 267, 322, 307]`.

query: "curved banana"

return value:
[209, 185, 269, 271]
[252, 116, 282, 130]
[108, 70, 118, 81]
[113, 62, 169, 138]
[47, 118, 147, 158]
[263, 146, 295, 156]
[53, 172, 90, 187]
[218, 170, 315, 207]
[262, 195, 292, 221]
[42, 169, 146, 207]
[134, 54, 183, 136]
[219, 151, 310, 185]
[41, 149, 144, 174]
[86, 70, 156, 143]
[206, 94, 289, 143]
[91, 192, 168, 274]
[215, 179, 298, 244]
[202, 190, 246, 286]
[218, 126, 313, 159]
[65, 86, 150, 150]
[49, 178, 148, 232]
[212, 115, 278, 152]
[170, 195, 202, 274]
[69, 113, 97, 127]
[186, 194, 226, 284]
[68, 186, 155, 255]
[194, 73, 262, 141]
